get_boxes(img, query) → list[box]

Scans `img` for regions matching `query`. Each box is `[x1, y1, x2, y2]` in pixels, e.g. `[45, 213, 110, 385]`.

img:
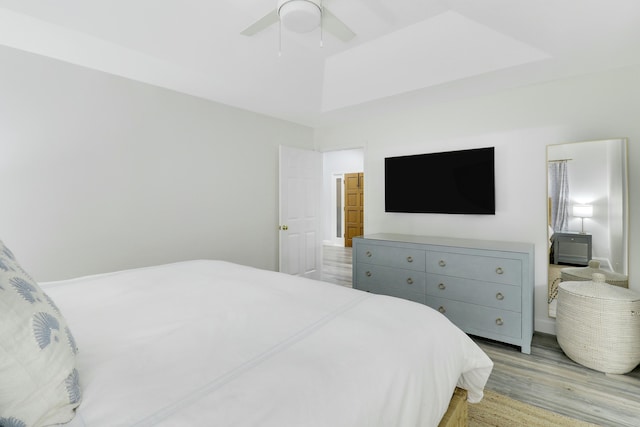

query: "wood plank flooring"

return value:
[321, 244, 353, 287]
[476, 334, 640, 427]
[321, 245, 640, 427]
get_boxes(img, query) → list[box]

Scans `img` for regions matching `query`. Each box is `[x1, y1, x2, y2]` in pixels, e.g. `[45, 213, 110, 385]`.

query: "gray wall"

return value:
[0, 45, 314, 280]
[315, 65, 639, 334]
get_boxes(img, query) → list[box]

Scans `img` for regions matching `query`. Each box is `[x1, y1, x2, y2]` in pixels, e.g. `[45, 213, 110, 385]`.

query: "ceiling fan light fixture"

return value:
[278, 0, 321, 33]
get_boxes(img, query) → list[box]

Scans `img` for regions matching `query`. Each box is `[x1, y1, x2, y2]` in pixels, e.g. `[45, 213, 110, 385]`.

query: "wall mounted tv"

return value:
[385, 147, 495, 215]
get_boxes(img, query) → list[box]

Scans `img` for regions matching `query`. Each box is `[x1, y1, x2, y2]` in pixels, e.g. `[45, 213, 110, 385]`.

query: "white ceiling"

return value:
[1, 0, 640, 128]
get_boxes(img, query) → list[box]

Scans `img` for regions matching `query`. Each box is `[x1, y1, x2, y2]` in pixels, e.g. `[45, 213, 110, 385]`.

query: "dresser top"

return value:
[356, 233, 534, 254]
[552, 231, 592, 237]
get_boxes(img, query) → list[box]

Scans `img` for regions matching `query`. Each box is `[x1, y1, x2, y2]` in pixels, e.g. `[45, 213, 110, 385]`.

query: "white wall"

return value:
[315, 65, 640, 335]
[0, 45, 314, 280]
[321, 149, 364, 246]
[2, 43, 638, 336]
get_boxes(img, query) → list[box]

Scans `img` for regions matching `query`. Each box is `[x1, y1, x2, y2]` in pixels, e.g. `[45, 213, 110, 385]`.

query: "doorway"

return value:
[322, 148, 364, 248]
[320, 149, 364, 286]
[279, 147, 363, 283]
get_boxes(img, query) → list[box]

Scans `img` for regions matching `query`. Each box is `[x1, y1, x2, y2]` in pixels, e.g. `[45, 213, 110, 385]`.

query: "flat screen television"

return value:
[385, 147, 495, 215]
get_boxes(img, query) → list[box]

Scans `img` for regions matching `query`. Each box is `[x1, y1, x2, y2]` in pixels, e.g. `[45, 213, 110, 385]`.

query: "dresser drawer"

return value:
[427, 274, 521, 312]
[556, 234, 590, 245]
[427, 297, 522, 339]
[362, 281, 425, 305]
[357, 244, 425, 271]
[356, 265, 426, 294]
[426, 251, 522, 285]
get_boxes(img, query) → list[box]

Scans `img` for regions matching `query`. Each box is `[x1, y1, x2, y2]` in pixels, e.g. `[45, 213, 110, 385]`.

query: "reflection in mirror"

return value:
[547, 138, 629, 317]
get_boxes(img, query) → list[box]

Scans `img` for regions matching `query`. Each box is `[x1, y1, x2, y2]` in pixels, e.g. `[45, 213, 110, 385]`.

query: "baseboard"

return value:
[535, 316, 556, 335]
[592, 257, 613, 271]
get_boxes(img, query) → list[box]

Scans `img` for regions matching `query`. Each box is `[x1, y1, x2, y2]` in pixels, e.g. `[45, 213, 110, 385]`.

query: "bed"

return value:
[1, 242, 493, 427]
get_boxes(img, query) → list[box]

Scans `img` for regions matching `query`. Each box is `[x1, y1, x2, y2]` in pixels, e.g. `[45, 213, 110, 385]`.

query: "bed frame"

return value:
[438, 387, 468, 427]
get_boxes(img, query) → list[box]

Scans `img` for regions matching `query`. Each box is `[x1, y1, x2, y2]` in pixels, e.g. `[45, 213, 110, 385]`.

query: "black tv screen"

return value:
[385, 147, 495, 215]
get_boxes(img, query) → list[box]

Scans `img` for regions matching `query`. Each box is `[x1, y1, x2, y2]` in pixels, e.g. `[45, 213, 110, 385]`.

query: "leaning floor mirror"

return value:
[547, 138, 629, 317]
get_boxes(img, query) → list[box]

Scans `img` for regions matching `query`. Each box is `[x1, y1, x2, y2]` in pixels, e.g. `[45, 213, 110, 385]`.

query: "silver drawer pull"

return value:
[438, 260, 446, 267]
[438, 283, 446, 290]
[495, 318, 504, 326]
[407, 278, 414, 285]
[438, 306, 446, 314]
[496, 267, 504, 275]
[366, 251, 372, 257]
[496, 292, 504, 300]
[406, 256, 413, 263]
[365, 271, 372, 277]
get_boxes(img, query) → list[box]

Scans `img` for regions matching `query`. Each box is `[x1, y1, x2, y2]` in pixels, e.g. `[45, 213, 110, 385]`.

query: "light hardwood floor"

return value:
[321, 244, 353, 287]
[322, 245, 640, 427]
[477, 334, 640, 427]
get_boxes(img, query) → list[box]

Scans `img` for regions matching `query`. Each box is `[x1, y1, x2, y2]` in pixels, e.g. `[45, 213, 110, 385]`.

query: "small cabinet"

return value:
[353, 234, 534, 354]
[551, 232, 592, 266]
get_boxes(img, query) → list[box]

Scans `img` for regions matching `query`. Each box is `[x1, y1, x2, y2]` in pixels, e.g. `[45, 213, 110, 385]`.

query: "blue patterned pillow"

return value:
[0, 241, 81, 426]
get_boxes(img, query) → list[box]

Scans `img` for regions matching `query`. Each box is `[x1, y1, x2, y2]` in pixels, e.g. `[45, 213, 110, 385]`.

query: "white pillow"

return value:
[0, 241, 81, 427]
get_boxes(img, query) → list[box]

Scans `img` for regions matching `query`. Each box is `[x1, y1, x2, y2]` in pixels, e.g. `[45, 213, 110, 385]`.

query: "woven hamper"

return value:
[560, 260, 629, 288]
[556, 274, 640, 374]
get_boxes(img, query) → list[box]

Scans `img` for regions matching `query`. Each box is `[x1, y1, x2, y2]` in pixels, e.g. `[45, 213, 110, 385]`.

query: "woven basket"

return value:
[560, 260, 629, 288]
[556, 275, 640, 374]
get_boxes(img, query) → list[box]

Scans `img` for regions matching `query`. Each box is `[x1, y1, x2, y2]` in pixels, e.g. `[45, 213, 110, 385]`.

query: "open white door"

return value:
[279, 145, 322, 279]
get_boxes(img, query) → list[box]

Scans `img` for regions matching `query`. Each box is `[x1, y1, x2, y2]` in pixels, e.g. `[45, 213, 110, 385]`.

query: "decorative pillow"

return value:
[0, 240, 81, 427]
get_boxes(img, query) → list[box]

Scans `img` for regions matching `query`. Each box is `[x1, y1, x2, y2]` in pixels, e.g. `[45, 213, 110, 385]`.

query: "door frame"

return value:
[330, 173, 345, 247]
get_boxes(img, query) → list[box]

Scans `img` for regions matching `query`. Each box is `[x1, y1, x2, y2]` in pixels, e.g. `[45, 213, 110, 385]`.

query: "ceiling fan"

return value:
[241, 0, 356, 42]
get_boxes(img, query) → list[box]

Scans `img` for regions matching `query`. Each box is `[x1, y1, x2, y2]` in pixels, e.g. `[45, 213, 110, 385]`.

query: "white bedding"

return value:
[42, 260, 493, 427]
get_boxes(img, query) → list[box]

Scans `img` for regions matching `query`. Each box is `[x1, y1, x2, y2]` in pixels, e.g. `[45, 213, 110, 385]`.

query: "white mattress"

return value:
[42, 260, 493, 427]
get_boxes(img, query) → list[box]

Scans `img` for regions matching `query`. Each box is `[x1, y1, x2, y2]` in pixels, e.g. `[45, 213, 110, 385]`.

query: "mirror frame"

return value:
[546, 138, 629, 318]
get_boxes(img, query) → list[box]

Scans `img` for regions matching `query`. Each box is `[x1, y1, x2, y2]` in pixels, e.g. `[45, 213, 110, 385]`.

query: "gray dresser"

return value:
[352, 233, 534, 353]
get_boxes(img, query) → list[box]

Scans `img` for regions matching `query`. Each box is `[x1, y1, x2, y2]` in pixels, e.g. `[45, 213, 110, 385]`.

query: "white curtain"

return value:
[548, 161, 570, 232]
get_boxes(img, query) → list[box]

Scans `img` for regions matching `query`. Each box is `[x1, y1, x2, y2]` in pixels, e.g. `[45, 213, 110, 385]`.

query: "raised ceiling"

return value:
[1, 0, 640, 127]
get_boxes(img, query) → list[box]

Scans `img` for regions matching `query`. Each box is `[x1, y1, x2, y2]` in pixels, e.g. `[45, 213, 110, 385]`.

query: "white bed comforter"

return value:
[42, 260, 493, 427]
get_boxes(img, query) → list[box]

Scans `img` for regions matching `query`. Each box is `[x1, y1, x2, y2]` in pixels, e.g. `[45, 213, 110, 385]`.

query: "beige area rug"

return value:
[469, 390, 598, 427]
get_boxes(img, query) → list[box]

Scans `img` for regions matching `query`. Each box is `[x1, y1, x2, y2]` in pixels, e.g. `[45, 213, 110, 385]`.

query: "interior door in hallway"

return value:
[278, 145, 322, 279]
[344, 172, 364, 247]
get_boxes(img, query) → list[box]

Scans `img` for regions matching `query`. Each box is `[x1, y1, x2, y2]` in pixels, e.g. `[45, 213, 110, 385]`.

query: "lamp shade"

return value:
[278, 0, 321, 33]
[573, 204, 593, 218]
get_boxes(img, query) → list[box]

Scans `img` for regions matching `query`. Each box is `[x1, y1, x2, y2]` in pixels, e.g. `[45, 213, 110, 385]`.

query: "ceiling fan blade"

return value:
[240, 10, 279, 36]
[323, 8, 356, 42]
